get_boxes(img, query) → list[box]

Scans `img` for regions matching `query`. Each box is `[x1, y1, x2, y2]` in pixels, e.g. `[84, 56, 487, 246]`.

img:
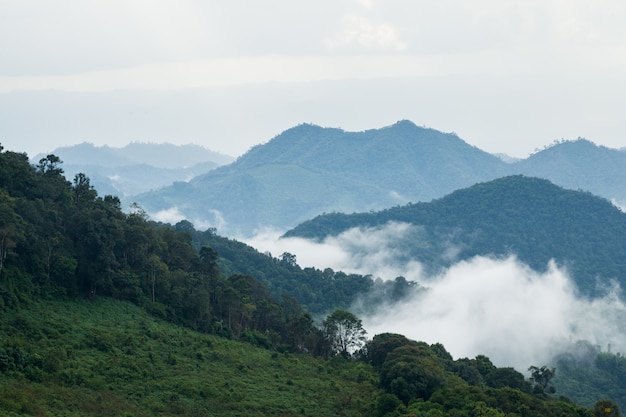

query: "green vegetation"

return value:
[0, 298, 379, 416]
[285, 175, 626, 296]
[0, 147, 361, 352]
[360, 333, 596, 417]
[188, 227, 408, 315]
[137, 120, 507, 234]
[0, 299, 606, 417]
[552, 340, 626, 412]
[0, 145, 622, 415]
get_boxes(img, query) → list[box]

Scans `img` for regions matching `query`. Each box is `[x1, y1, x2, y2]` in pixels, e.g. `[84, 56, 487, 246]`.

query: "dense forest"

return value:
[285, 175, 626, 296]
[0, 145, 622, 416]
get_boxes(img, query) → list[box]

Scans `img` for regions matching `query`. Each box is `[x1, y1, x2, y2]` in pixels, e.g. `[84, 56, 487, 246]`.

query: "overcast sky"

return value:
[1, 0, 626, 158]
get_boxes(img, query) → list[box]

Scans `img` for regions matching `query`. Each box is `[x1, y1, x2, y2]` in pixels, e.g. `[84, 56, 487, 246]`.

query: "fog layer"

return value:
[245, 223, 626, 370]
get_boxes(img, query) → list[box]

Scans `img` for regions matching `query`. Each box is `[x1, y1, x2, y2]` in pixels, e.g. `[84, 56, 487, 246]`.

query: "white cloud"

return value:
[364, 256, 626, 370]
[325, 13, 407, 51]
[245, 222, 626, 371]
[150, 207, 187, 224]
[243, 222, 425, 281]
[356, 0, 376, 9]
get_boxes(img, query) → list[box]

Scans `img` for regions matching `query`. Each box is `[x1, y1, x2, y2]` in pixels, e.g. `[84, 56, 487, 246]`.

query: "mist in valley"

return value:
[244, 222, 626, 371]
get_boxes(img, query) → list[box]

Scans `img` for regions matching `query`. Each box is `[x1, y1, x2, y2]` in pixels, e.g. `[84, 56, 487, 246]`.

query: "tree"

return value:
[528, 365, 556, 392]
[322, 309, 367, 358]
[365, 333, 414, 369]
[593, 399, 621, 417]
[72, 173, 97, 204]
[36, 154, 63, 176]
[280, 252, 297, 268]
[379, 344, 445, 404]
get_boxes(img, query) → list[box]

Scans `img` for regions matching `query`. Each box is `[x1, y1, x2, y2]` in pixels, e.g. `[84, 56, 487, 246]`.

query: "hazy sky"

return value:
[1, 0, 626, 158]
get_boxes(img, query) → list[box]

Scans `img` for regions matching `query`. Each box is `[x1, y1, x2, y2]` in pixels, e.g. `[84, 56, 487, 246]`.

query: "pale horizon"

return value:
[2, 1, 626, 159]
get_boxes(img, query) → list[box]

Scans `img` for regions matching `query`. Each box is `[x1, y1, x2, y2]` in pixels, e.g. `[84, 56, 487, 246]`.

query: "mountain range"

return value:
[3, 123, 626, 414]
[33, 142, 233, 198]
[134, 120, 626, 236]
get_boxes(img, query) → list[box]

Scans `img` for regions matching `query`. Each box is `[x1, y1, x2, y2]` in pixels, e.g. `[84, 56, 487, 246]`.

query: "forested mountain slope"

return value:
[136, 121, 508, 235]
[515, 138, 626, 205]
[285, 176, 626, 296]
[1, 145, 612, 416]
[135, 122, 626, 236]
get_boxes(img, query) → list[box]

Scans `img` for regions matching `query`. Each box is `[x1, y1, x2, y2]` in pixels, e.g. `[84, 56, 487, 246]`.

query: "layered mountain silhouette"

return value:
[136, 121, 510, 234]
[515, 139, 626, 204]
[34, 142, 233, 197]
[136, 120, 626, 236]
[286, 175, 626, 296]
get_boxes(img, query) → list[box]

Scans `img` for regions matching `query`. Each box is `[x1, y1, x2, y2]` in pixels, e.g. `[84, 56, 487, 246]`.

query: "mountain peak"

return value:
[388, 119, 418, 129]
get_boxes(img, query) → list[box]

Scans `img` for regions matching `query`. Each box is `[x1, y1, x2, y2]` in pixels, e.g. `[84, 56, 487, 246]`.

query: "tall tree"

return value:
[322, 309, 367, 358]
[528, 365, 556, 391]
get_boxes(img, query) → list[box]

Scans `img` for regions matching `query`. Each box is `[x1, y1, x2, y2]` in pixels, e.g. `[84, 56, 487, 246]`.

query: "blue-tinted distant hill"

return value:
[137, 121, 508, 234]
[33, 142, 233, 198]
[514, 138, 626, 205]
[135, 122, 626, 236]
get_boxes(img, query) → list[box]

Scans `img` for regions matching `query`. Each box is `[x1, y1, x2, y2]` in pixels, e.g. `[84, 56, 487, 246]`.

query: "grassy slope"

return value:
[0, 298, 379, 416]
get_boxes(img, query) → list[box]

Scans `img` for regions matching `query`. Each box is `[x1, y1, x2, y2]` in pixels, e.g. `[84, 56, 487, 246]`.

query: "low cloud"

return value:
[245, 222, 626, 371]
[243, 222, 424, 281]
[364, 256, 626, 370]
[150, 207, 187, 224]
[149, 207, 226, 232]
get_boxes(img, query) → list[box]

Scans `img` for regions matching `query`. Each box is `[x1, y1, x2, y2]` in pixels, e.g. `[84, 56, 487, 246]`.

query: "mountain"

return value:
[34, 141, 233, 169]
[135, 122, 626, 237]
[33, 142, 234, 198]
[136, 121, 508, 235]
[0, 139, 618, 416]
[515, 139, 626, 206]
[284, 176, 626, 296]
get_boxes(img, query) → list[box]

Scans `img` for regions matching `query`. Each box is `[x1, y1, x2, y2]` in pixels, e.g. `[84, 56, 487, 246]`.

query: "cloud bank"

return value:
[364, 256, 626, 370]
[245, 223, 626, 370]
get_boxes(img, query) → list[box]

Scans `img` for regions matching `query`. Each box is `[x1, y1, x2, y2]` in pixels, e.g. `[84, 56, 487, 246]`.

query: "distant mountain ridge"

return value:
[34, 141, 233, 169]
[515, 138, 626, 204]
[137, 121, 509, 234]
[33, 142, 234, 198]
[136, 121, 626, 235]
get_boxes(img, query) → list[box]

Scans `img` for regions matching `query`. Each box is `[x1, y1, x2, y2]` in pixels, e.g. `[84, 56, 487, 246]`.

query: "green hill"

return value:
[517, 139, 626, 202]
[135, 123, 626, 237]
[137, 121, 507, 235]
[0, 146, 618, 416]
[285, 176, 626, 296]
[0, 298, 604, 417]
[0, 298, 379, 416]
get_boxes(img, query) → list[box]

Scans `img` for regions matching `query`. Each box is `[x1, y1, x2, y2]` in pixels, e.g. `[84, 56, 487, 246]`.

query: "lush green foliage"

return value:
[0, 298, 380, 416]
[0, 148, 328, 354]
[189, 227, 417, 314]
[0, 298, 608, 417]
[286, 175, 626, 296]
[0, 145, 622, 416]
[552, 340, 626, 412]
[322, 309, 367, 357]
[362, 333, 595, 417]
[137, 120, 508, 234]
